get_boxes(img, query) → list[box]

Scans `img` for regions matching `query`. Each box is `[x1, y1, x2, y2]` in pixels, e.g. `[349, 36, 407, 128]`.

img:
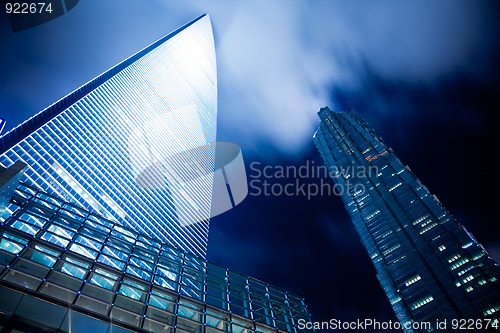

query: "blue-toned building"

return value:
[0, 16, 317, 333]
[0, 181, 314, 333]
[0, 15, 217, 258]
[314, 107, 500, 332]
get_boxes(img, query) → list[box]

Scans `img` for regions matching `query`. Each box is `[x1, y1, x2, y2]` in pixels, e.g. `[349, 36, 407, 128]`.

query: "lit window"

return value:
[48, 224, 75, 240]
[69, 243, 97, 259]
[10, 220, 39, 236]
[383, 243, 401, 256]
[419, 222, 437, 234]
[0, 238, 23, 254]
[410, 295, 434, 311]
[119, 284, 143, 300]
[41, 232, 70, 248]
[412, 215, 430, 226]
[462, 242, 474, 249]
[97, 254, 125, 270]
[61, 262, 87, 279]
[462, 275, 474, 283]
[390, 295, 402, 305]
[450, 258, 469, 270]
[404, 275, 421, 287]
[388, 182, 402, 192]
[149, 290, 173, 310]
[483, 305, 500, 316]
[30, 251, 57, 267]
[90, 269, 117, 290]
[473, 253, 485, 260]
[126, 265, 152, 280]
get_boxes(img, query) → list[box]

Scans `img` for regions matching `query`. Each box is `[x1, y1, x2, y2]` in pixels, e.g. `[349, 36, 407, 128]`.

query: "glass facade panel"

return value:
[60, 262, 87, 279]
[0, 238, 23, 254]
[0, 182, 315, 332]
[0, 14, 217, 258]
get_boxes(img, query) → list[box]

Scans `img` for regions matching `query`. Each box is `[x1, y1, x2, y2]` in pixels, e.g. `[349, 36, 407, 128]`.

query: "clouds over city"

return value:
[175, 0, 499, 157]
[2, 0, 497, 157]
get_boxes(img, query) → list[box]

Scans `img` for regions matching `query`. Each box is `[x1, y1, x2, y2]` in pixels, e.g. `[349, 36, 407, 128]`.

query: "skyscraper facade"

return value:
[314, 107, 500, 332]
[0, 15, 217, 258]
[0, 181, 314, 333]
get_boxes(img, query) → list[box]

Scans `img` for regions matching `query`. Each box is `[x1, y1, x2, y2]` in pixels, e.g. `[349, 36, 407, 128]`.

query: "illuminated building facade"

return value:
[313, 107, 500, 332]
[0, 182, 314, 333]
[0, 15, 217, 258]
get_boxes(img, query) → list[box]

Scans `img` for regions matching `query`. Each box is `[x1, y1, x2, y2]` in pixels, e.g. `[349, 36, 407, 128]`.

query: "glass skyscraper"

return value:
[314, 107, 500, 332]
[0, 15, 316, 333]
[0, 14, 217, 258]
[0, 181, 314, 333]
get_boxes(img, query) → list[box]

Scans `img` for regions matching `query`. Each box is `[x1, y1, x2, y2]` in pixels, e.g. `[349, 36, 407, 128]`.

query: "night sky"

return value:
[1, 1, 499, 332]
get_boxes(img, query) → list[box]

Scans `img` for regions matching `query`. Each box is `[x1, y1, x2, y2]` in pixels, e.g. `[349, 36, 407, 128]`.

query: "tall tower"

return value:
[314, 107, 500, 331]
[0, 15, 217, 258]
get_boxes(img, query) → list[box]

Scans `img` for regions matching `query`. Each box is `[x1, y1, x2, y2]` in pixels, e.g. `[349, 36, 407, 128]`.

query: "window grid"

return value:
[0, 182, 315, 333]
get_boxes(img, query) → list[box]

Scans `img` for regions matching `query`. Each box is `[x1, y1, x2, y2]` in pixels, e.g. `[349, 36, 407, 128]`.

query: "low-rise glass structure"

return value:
[0, 182, 314, 333]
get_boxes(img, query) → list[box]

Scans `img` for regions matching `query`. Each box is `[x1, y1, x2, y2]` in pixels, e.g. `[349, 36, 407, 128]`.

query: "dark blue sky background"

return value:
[1, 1, 499, 331]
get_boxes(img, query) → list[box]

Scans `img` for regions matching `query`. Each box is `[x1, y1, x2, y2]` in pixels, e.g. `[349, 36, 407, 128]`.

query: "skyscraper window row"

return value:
[374, 228, 393, 241]
[386, 253, 409, 270]
[388, 182, 403, 192]
[364, 209, 381, 221]
[372, 234, 392, 253]
[450, 257, 470, 271]
[4, 150, 65, 206]
[108, 65, 218, 220]
[396, 271, 420, 287]
[48, 119, 107, 192]
[375, 232, 399, 251]
[61, 108, 137, 202]
[419, 223, 438, 235]
[379, 172, 402, 189]
[35, 124, 116, 220]
[66, 98, 210, 255]
[367, 224, 391, 244]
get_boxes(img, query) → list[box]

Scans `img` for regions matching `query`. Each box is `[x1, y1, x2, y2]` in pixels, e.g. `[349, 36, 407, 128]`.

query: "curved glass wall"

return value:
[0, 15, 217, 258]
